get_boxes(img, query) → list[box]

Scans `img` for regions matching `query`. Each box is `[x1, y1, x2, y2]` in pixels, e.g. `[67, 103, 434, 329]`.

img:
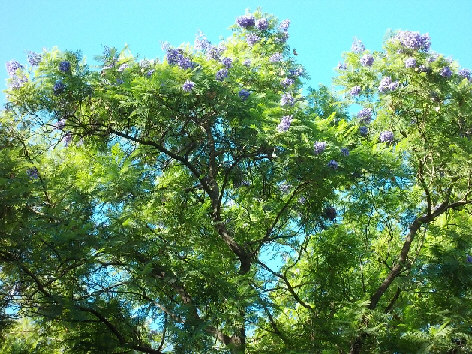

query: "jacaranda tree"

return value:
[1, 9, 472, 353]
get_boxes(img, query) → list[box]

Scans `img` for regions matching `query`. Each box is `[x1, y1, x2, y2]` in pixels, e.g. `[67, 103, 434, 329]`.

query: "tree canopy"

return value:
[2, 9, 472, 354]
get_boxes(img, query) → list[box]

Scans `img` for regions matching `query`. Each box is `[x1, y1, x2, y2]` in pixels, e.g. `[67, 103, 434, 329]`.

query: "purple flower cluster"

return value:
[239, 89, 250, 100]
[350, 86, 361, 96]
[269, 52, 283, 63]
[276, 31, 289, 43]
[146, 69, 155, 77]
[9, 75, 28, 89]
[288, 67, 304, 77]
[337, 62, 347, 70]
[236, 14, 255, 28]
[360, 54, 374, 67]
[27, 51, 42, 66]
[243, 59, 251, 67]
[314, 141, 327, 154]
[379, 130, 394, 143]
[59, 61, 71, 73]
[351, 38, 365, 54]
[378, 76, 399, 93]
[359, 126, 368, 136]
[459, 68, 471, 79]
[182, 80, 195, 92]
[440, 66, 452, 78]
[357, 108, 372, 123]
[62, 132, 72, 146]
[279, 19, 290, 31]
[280, 92, 295, 106]
[221, 57, 233, 68]
[246, 33, 260, 45]
[26, 167, 39, 179]
[216, 68, 228, 81]
[167, 48, 194, 70]
[206, 45, 225, 61]
[282, 78, 294, 88]
[396, 31, 431, 51]
[256, 18, 269, 30]
[53, 80, 66, 95]
[6, 60, 23, 76]
[54, 119, 66, 130]
[404, 57, 416, 68]
[277, 115, 293, 132]
[139, 59, 151, 68]
[117, 63, 129, 72]
[194, 32, 211, 51]
[341, 147, 350, 156]
[279, 182, 291, 194]
[327, 160, 339, 170]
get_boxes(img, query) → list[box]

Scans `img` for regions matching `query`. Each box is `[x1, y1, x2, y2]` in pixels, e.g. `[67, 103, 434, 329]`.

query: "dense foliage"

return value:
[2, 10, 472, 353]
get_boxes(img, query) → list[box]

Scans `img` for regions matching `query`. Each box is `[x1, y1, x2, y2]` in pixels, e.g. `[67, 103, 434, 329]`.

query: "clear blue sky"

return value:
[2, 1, 472, 100]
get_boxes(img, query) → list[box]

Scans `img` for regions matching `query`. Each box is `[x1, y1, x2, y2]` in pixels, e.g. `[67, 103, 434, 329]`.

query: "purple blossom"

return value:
[389, 81, 399, 91]
[146, 69, 155, 77]
[459, 68, 471, 79]
[243, 59, 251, 67]
[298, 196, 306, 204]
[314, 141, 327, 154]
[440, 66, 452, 78]
[54, 119, 66, 130]
[327, 160, 339, 170]
[62, 132, 72, 146]
[255, 18, 269, 30]
[59, 61, 71, 73]
[279, 182, 291, 193]
[282, 78, 294, 88]
[419, 65, 428, 73]
[337, 62, 347, 70]
[378, 76, 393, 93]
[9, 75, 28, 89]
[6, 61, 23, 76]
[357, 108, 372, 123]
[117, 63, 129, 72]
[277, 115, 293, 132]
[280, 92, 295, 106]
[239, 89, 250, 100]
[467, 254, 472, 263]
[276, 31, 289, 43]
[221, 57, 233, 68]
[116, 78, 123, 85]
[27, 51, 42, 66]
[279, 19, 290, 31]
[359, 126, 368, 136]
[341, 148, 350, 156]
[246, 33, 260, 46]
[269, 52, 283, 63]
[360, 54, 374, 67]
[350, 86, 361, 96]
[166, 48, 184, 65]
[405, 57, 416, 68]
[288, 67, 304, 77]
[194, 32, 211, 51]
[26, 167, 39, 179]
[379, 130, 394, 143]
[206, 45, 225, 61]
[216, 68, 228, 81]
[351, 38, 365, 53]
[396, 31, 431, 51]
[53, 80, 66, 95]
[236, 14, 255, 28]
[182, 80, 195, 92]
[139, 59, 151, 68]
[177, 56, 194, 70]
[427, 53, 439, 62]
